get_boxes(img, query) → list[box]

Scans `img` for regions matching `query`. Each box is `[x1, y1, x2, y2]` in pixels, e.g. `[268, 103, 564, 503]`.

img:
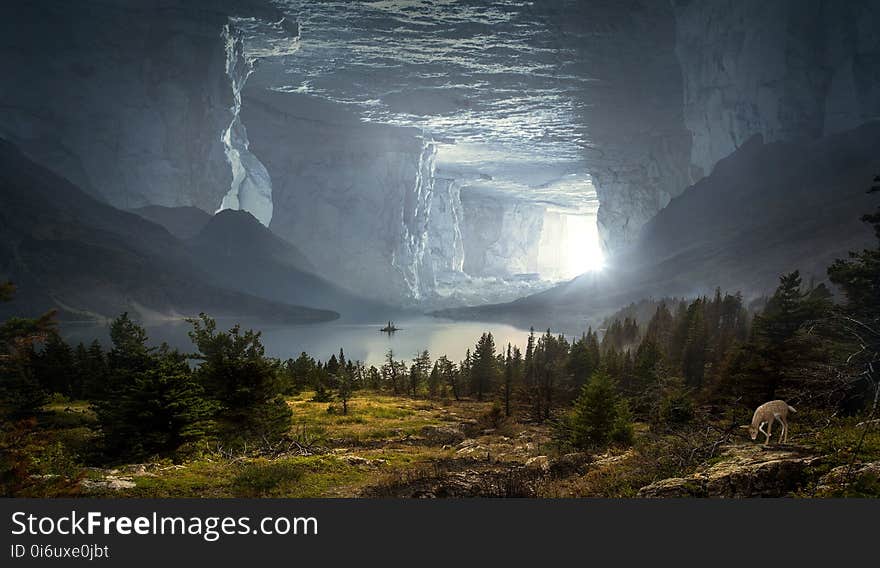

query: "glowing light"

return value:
[561, 213, 605, 276]
[537, 211, 605, 280]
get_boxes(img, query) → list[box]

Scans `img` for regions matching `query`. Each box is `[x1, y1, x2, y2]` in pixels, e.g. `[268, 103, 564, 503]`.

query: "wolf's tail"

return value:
[788, 405, 797, 413]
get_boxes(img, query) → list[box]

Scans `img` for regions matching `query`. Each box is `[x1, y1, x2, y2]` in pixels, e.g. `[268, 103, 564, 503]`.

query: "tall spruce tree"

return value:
[471, 333, 497, 401]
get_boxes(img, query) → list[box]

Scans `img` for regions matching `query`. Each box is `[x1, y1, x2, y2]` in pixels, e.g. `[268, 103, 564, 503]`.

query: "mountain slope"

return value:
[0, 139, 338, 324]
[438, 123, 880, 332]
[186, 209, 390, 317]
[129, 206, 213, 240]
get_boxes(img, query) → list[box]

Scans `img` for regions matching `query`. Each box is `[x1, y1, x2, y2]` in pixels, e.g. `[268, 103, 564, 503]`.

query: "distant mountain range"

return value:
[437, 123, 880, 333]
[0, 138, 339, 324]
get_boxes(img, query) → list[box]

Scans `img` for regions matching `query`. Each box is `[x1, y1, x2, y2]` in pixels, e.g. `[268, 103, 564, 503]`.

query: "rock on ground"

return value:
[638, 444, 823, 498]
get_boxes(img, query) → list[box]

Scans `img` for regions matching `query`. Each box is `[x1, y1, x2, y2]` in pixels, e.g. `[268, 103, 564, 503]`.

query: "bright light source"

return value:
[561, 213, 605, 277]
[537, 210, 605, 280]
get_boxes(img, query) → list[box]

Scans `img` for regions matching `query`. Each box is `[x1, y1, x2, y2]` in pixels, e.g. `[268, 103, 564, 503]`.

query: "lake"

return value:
[60, 316, 539, 367]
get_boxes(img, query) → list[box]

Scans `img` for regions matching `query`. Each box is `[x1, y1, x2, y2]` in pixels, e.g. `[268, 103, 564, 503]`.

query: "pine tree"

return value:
[568, 330, 600, 388]
[502, 344, 522, 417]
[409, 350, 431, 398]
[434, 355, 458, 400]
[337, 366, 352, 415]
[681, 298, 708, 389]
[472, 333, 497, 401]
[0, 283, 55, 418]
[81, 340, 109, 399]
[33, 333, 76, 397]
[568, 370, 631, 450]
[188, 314, 291, 441]
[93, 313, 156, 454]
[382, 349, 402, 394]
[127, 350, 216, 455]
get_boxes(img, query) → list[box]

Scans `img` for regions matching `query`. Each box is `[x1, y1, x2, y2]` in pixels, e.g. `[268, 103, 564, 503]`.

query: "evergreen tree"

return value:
[568, 329, 600, 388]
[33, 333, 77, 398]
[681, 298, 708, 389]
[827, 179, 880, 410]
[126, 349, 216, 455]
[337, 366, 352, 414]
[459, 348, 473, 397]
[645, 302, 675, 355]
[434, 355, 458, 400]
[80, 340, 109, 399]
[188, 314, 291, 441]
[502, 344, 522, 417]
[568, 370, 632, 450]
[0, 283, 55, 417]
[93, 313, 156, 454]
[410, 350, 431, 398]
[382, 349, 403, 394]
[471, 333, 497, 401]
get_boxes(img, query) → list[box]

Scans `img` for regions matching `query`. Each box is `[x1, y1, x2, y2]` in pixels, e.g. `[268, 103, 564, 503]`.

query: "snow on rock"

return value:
[216, 17, 301, 226]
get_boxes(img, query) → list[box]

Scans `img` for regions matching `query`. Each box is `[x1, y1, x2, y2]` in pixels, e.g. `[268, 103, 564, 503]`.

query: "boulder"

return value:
[638, 444, 823, 498]
[421, 425, 466, 445]
[816, 461, 880, 496]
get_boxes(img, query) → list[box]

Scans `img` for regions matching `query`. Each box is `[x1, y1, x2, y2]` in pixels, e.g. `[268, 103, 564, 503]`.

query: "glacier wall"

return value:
[426, 177, 466, 278]
[460, 190, 546, 278]
[216, 23, 274, 226]
[674, 0, 880, 180]
[240, 88, 449, 304]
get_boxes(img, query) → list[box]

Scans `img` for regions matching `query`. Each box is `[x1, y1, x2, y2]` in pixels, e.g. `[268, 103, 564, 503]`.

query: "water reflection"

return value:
[61, 317, 535, 367]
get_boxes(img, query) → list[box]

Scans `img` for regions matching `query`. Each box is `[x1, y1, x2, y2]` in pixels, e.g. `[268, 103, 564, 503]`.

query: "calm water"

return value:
[60, 316, 535, 367]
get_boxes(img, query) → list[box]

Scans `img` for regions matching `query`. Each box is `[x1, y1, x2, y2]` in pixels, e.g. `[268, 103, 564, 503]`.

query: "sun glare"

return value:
[560, 213, 605, 277]
[537, 210, 605, 280]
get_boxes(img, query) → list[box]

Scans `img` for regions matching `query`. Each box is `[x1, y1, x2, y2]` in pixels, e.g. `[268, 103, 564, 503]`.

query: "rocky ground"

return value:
[56, 393, 879, 498]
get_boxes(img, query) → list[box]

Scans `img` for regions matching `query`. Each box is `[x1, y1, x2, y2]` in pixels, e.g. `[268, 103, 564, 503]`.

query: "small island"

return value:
[379, 320, 399, 333]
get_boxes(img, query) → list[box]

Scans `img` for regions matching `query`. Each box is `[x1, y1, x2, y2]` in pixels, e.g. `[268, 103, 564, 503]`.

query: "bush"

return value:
[232, 459, 304, 497]
[657, 378, 695, 425]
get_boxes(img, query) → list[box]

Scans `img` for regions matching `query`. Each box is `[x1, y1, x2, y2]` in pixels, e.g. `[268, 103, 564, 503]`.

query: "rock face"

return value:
[551, 0, 880, 251]
[674, 0, 880, 180]
[460, 190, 546, 278]
[546, 1, 692, 250]
[0, 1, 295, 219]
[637, 445, 823, 498]
[426, 177, 466, 280]
[4, 0, 880, 304]
[241, 89, 444, 304]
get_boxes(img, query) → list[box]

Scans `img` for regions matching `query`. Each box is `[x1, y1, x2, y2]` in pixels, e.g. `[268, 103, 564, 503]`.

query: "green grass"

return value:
[74, 392, 484, 497]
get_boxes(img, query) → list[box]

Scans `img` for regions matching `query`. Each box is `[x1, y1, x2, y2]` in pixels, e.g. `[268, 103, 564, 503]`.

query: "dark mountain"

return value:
[437, 123, 880, 333]
[186, 209, 391, 317]
[130, 205, 213, 240]
[0, 139, 338, 324]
